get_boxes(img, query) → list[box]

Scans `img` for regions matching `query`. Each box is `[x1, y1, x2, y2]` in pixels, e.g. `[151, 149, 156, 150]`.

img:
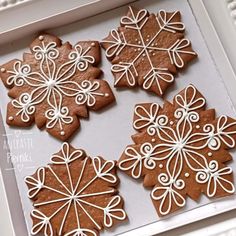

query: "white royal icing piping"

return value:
[102, 7, 196, 94]
[119, 85, 236, 215]
[25, 143, 126, 236]
[6, 37, 108, 136]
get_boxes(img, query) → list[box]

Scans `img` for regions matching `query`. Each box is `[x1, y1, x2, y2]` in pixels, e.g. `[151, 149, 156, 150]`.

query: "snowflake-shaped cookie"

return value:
[118, 85, 236, 216]
[102, 6, 197, 96]
[0, 34, 115, 140]
[25, 143, 126, 236]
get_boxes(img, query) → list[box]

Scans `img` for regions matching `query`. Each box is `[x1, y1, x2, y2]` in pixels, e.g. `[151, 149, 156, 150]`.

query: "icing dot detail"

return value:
[8, 116, 14, 121]
[38, 35, 44, 41]
[105, 93, 109, 97]
[196, 125, 200, 129]
[1, 68, 6, 73]
[91, 42, 95, 47]
[208, 152, 213, 157]
[185, 173, 190, 178]
[60, 131, 65, 136]
[159, 164, 163, 169]
[151, 138, 156, 142]
[170, 121, 174, 125]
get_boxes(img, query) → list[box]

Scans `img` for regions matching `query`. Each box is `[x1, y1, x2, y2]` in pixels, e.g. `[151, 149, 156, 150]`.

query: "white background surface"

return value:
[1, 0, 236, 235]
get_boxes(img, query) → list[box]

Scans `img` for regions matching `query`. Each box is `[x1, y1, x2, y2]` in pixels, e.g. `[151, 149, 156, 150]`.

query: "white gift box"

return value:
[0, 0, 236, 236]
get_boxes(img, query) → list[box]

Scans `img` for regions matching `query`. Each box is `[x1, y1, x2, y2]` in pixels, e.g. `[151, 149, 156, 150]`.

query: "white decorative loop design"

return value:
[26, 143, 125, 235]
[121, 7, 148, 26]
[31, 210, 53, 236]
[133, 103, 159, 130]
[76, 80, 105, 107]
[148, 114, 169, 136]
[51, 143, 83, 164]
[104, 196, 126, 227]
[168, 39, 196, 68]
[12, 93, 35, 122]
[119, 146, 143, 179]
[46, 106, 73, 129]
[196, 161, 235, 197]
[143, 68, 174, 95]
[151, 173, 185, 215]
[158, 10, 185, 33]
[111, 63, 137, 86]
[120, 85, 236, 215]
[7, 61, 33, 86]
[5, 36, 110, 137]
[175, 84, 206, 112]
[92, 156, 117, 183]
[25, 167, 45, 198]
[33, 42, 59, 61]
[103, 7, 196, 96]
[119, 142, 168, 179]
[103, 29, 125, 58]
[217, 115, 236, 148]
[69, 44, 95, 71]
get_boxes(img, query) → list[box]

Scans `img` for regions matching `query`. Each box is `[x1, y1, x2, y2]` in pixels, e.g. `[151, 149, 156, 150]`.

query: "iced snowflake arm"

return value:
[101, 30, 126, 59]
[214, 116, 236, 149]
[25, 167, 45, 199]
[151, 174, 186, 216]
[0, 59, 20, 88]
[51, 142, 85, 164]
[157, 10, 185, 33]
[133, 103, 160, 132]
[174, 84, 206, 112]
[167, 39, 197, 68]
[118, 142, 174, 179]
[0, 59, 45, 89]
[195, 161, 235, 198]
[74, 41, 101, 66]
[76, 79, 115, 110]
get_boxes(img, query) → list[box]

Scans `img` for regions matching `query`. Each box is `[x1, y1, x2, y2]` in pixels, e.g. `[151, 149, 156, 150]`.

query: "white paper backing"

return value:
[0, 0, 236, 235]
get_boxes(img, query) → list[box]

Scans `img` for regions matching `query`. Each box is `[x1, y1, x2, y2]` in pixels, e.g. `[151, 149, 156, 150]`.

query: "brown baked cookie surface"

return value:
[0, 34, 115, 141]
[102, 6, 197, 96]
[118, 85, 236, 216]
[25, 143, 126, 236]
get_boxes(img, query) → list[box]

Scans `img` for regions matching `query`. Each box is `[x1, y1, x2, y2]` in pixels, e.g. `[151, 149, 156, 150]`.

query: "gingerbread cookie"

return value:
[25, 143, 126, 236]
[0, 34, 115, 141]
[118, 85, 236, 216]
[102, 6, 197, 96]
